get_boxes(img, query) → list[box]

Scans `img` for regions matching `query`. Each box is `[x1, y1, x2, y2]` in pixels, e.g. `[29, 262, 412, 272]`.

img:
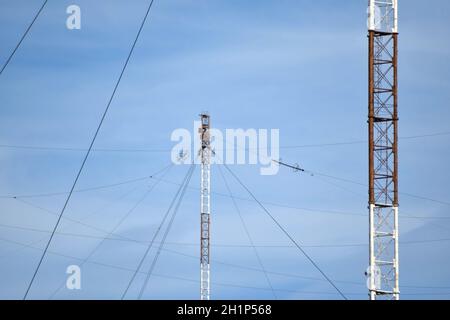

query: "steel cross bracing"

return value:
[199, 114, 211, 300]
[368, 0, 399, 301]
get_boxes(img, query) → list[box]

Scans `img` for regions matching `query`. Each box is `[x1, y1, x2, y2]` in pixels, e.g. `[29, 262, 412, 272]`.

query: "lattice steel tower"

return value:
[199, 114, 211, 300]
[367, 0, 399, 300]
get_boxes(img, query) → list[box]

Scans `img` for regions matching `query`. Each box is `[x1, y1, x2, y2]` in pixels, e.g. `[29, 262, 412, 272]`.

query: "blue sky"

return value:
[0, 0, 449, 300]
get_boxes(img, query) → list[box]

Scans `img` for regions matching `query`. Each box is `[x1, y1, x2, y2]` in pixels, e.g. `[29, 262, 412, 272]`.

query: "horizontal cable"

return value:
[3, 170, 447, 221]
[0, 131, 449, 153]
[3, 219, 450, 250]
[0, 164, 172, 199]
[1, 235, 447, 296]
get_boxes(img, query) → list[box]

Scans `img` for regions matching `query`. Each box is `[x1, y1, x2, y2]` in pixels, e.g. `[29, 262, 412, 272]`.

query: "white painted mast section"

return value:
[393, 0, 398, 33]
[368, 0, 376, 31]
[369, 204, 376, 301]
[199, 114, 211, 300]
[393, 206, 400, 300]
[368, 0, 398, 33]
